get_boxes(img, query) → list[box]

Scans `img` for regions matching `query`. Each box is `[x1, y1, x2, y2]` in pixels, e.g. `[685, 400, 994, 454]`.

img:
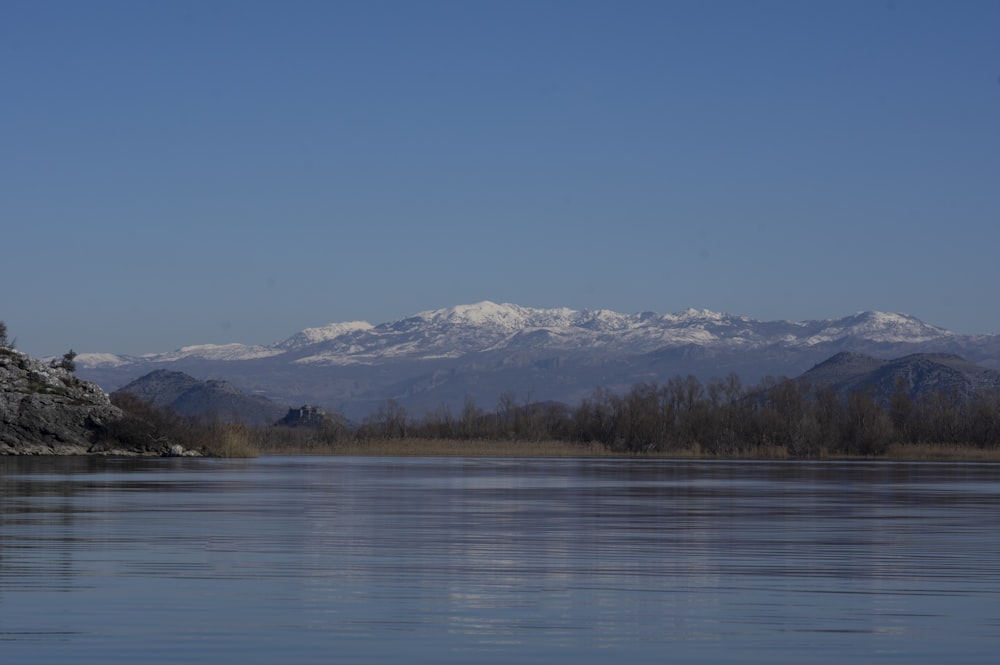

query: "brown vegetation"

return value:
[106, 393, 259, 457]
[108, 373, 1000, 460]
[279, 438, 610, 457]
[348, 377, 1000, 459]
[206, 422, 261, 458]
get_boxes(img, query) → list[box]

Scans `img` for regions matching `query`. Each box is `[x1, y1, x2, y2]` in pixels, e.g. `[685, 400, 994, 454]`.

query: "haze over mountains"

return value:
[75, 302, 1000, 420]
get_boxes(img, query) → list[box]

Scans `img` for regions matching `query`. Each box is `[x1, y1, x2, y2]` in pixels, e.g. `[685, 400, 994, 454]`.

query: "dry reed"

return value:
[263, 438, 614, 457]
[205, 423, 261, 458]
[254, 438, 1000, 461]
[883, 443, 1000, 462]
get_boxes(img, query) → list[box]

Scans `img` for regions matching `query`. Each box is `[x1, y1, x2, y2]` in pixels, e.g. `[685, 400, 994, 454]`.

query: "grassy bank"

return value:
[259, 438, 612, 457]
[881, 443, 1000, 462]
[253, 437, 1000, 461]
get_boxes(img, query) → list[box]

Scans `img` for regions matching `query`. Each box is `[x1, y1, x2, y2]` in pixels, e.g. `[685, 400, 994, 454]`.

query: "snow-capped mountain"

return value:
[74, 302, 993, 420]
[274, 303, 953, 365]
[276, 321, 375, 351]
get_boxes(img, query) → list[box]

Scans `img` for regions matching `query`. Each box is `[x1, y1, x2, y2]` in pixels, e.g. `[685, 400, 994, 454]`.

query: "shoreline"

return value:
[253, 438, 1000, 462]
[4, 439, 999, 462]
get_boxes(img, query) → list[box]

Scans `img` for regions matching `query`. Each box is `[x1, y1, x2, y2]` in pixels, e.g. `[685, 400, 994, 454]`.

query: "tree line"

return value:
[355, 374, 1000, 456]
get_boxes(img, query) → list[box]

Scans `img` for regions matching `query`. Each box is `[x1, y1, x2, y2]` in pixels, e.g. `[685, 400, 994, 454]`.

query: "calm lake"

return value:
[2, 456, 999, 664]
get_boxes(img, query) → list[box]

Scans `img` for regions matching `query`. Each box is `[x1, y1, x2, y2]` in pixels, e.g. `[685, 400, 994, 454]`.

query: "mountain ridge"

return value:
[76, 302, 960, 367]
[73, 302, 999, 420]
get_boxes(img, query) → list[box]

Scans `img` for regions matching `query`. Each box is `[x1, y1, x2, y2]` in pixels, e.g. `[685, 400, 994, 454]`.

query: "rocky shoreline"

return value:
[0, 348, 199, 457]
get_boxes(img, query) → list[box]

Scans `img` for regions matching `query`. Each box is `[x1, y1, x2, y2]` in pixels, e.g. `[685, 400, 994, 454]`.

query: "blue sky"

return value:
[3, 0, 999, 357]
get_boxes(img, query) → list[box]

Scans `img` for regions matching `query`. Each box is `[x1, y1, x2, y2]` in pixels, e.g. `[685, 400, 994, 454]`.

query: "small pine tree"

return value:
[59, 349, 77, 373]
[0, 321, 8, 349]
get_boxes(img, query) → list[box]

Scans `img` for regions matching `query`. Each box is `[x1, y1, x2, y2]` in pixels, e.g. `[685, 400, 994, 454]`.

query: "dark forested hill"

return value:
[797, 352, 1000, 404]
[114, 370, 290, 426]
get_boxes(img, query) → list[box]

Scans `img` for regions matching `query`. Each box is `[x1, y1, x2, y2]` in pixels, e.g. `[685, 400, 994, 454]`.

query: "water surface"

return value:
[2, 456, 999, 663]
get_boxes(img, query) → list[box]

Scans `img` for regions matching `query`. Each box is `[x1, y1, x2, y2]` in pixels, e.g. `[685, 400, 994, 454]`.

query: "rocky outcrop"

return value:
[277, 405, 330, 427]
[1, 348, 151, 455]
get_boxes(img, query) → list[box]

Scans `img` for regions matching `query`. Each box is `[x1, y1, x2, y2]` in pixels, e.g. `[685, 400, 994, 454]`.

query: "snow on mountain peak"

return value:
[796, 310, 952, 346]
[852, 310, 919, 326]
[279, 321, 374, 349]
[74, 303, 967, 373]
[155, 343, 284, 362]
[73, 352, 135, 368]
[576, 309, 634, 331]
[672, 308, 730, 322]
[847, 311, 952, 342]
[414, 301, 531, 328]
[408, 302, 598, 332]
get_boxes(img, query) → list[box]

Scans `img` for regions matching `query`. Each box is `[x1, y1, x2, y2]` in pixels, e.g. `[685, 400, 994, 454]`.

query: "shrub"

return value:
[103, 392, 189, 453]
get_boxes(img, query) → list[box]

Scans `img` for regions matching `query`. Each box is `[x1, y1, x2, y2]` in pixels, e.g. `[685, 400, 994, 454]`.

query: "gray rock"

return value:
[0, 348, 129, 455]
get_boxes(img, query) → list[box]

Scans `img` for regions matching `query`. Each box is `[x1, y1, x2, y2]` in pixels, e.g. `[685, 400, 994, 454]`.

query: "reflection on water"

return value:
[2, 456, 1000, 664]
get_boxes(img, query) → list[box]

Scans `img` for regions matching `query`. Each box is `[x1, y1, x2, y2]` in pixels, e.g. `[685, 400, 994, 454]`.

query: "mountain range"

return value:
[75, 302, 1000, 420]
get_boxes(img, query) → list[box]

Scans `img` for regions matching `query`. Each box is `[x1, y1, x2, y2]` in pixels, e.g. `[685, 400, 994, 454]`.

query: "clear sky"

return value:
[3, 0, 999, 357]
